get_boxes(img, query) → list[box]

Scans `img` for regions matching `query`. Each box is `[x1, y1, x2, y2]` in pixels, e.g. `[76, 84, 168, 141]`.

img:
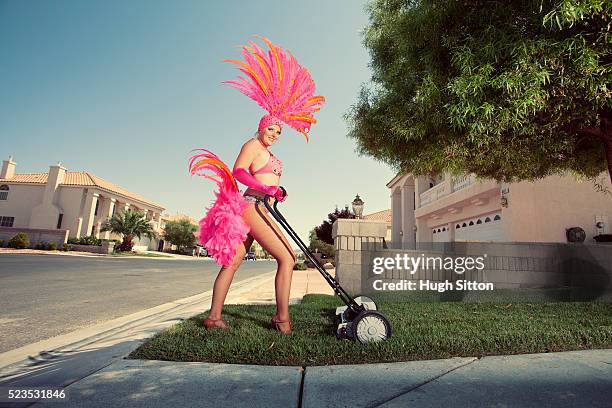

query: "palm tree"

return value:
[100, 209, 157, 252]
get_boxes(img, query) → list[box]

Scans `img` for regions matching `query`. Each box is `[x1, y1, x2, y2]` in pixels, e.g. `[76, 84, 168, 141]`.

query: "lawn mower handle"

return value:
[264, 187, 365, 316]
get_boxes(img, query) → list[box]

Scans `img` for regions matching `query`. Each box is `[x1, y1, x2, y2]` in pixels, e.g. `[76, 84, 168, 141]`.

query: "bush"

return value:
[293, 261, 308, 270]
[61, 243, 73, 252]
[47, 242, 57, 250]
[0, 240, 4, 248]
[79, 235, 101, 246]
[67, 235, 102, 246]
[8, 233, 29, 249]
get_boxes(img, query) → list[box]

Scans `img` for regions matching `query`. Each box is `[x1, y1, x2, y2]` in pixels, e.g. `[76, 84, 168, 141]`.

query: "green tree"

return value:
[308, 229, 335, 259]
[100, 209, 157, 252]
[348, 0, 612, 188]
[163, 219, 197, 253]
[315, 205, 356, 245]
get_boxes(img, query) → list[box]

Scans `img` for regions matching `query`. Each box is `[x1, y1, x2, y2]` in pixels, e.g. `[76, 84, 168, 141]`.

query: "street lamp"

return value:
[352, 194, 364, 219]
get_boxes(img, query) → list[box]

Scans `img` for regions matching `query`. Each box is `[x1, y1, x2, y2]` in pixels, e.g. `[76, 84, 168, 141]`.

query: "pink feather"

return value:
[188, 149, 250, 267]
[223, 37, 325, 138]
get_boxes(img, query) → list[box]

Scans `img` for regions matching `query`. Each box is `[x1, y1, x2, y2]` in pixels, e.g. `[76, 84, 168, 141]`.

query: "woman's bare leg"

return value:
[207, 233, 254, 320]
[242, 201, 296, 328]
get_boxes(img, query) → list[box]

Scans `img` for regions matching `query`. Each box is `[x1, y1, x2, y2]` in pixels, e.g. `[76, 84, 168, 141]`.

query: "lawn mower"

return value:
[264, 187, 392, 343]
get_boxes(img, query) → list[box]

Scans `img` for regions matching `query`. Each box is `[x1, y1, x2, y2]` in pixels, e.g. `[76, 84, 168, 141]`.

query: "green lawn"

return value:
[127, 294, 612, 366]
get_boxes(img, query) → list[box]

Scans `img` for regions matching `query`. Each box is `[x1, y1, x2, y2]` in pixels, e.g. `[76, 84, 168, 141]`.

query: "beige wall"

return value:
[504, 173, 612, 242]
[0, 184, 44, 227]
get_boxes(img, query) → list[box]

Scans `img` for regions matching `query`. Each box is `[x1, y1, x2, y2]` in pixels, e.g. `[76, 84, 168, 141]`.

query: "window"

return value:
[57, 214, 63, 229]
[0, 185, 8, 201]
[462, 223, 467, 227]
[485, 217, 491, 223]
[0, 216, 14, 227]
[476, 219, 482, 224]
[469, 221, 474, 226]
[494, 214, 501, 221]
[456, 224, 460, 229]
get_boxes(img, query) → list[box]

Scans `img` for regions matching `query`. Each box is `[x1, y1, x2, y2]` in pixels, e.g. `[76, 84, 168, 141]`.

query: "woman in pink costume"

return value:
[189, 37, 325, 334]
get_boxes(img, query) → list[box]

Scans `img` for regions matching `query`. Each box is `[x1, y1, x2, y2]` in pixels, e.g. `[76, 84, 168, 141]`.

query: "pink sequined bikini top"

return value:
[251, 151, 283, 176]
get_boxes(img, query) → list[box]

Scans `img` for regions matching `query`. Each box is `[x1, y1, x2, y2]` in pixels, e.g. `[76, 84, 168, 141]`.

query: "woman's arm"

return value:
[232, 141, 278, 195]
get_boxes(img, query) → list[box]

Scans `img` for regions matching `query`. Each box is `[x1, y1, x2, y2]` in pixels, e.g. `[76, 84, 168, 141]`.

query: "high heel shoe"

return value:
[204, 317, 230, 330]
[271, 315, 292, 335]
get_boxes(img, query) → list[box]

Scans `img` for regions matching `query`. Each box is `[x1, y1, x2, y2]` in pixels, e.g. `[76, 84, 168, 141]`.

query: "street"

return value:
[0, 254, 275, 353]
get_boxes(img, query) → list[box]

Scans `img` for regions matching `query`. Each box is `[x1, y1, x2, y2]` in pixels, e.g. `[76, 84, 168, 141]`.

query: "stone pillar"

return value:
[391, 188, 402, 246]
[401, 181, 416, 249]
[100, 197, 116, 239]
[332, 218, 387, 295]
[81, 191, 99, 238]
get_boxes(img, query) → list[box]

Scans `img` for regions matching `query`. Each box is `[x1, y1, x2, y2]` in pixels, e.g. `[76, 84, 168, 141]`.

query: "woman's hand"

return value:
[274, 187, 287, 202]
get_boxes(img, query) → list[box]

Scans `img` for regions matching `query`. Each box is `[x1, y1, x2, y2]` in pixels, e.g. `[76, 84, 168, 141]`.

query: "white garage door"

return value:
[455, 212, 505, 242]
[432, 226, 450, 242]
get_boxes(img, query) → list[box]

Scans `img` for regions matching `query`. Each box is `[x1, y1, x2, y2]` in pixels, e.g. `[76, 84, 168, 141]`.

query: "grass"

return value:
[110, 252, 174, 258]
[127, 293, 612, 366]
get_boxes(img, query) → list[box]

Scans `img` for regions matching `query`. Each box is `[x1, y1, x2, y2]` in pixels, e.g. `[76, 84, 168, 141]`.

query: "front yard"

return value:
[128, 294, 612, 366]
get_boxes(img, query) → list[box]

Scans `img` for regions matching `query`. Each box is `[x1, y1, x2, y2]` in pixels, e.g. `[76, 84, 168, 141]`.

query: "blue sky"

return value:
[0, 0, 396, 242]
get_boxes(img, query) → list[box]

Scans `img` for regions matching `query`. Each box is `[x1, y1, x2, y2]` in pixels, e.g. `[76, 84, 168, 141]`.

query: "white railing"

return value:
[419, 182, 448, 206]
[451, 174, 476, 192]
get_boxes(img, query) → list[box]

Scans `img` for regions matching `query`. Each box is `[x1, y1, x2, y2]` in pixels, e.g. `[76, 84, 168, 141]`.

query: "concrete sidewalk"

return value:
[28, 349, 612, 407]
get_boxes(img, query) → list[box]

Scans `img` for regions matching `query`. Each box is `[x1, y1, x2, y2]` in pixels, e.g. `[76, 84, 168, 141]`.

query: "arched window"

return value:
[469, 221, 474, 226]
[456, 224, 460, 229]
[476, 219, 482, 224]
[494, 214, 501, 221]
[0, 184, 8, 201]
[485, 217, 491, 223]
[442, 227, 446, 231]
[462, 223, 467, 227]
[433, 230, 437, 234]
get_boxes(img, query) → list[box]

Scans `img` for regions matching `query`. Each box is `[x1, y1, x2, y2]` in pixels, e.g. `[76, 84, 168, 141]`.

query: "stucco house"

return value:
[387, 171, 612, 247]
[0, 156, 165, 250]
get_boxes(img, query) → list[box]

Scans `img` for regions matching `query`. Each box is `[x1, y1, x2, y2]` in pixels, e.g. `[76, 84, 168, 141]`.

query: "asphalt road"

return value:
[0, 254, 276, 353]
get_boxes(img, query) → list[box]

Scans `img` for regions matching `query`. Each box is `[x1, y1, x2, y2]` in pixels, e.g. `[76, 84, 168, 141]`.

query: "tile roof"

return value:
[0, 172, 164, 209]
[363, 209, 391, 223]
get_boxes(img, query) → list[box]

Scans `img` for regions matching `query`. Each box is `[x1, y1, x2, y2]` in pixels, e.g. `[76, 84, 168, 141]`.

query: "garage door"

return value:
[432, 225, 450, 242]
[455, 212, 505, 242]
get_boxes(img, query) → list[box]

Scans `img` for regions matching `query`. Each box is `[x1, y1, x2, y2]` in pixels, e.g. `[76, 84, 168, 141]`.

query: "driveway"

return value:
[0, 254, 274, 353]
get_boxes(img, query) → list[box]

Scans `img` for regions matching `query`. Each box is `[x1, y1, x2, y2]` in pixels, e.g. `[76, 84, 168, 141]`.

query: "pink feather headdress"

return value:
[224, 36, 326, 142]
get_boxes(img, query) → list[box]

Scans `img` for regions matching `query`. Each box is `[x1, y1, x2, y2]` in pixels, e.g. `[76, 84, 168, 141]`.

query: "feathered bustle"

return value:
[188, 149, 250, 267]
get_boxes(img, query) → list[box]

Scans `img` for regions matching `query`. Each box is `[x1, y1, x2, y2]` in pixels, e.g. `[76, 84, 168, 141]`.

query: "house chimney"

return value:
[42, 161, 67, 204]
[1, 156, 16, 179]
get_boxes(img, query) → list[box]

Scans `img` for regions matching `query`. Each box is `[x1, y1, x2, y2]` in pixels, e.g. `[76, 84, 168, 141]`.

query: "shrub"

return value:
[67, 235, 102, 246]
[35, 242, 46, 250]
[293, 261, 308, 271]
[79, 235, 101, 246]
[8, 233, 29, 249]
[0, 240, 4, 248]
[47, 242, 57, 250]
[61, 243, 72, 252]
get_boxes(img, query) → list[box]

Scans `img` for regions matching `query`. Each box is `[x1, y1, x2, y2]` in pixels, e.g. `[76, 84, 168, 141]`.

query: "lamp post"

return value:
[352, 194, 364, 219]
